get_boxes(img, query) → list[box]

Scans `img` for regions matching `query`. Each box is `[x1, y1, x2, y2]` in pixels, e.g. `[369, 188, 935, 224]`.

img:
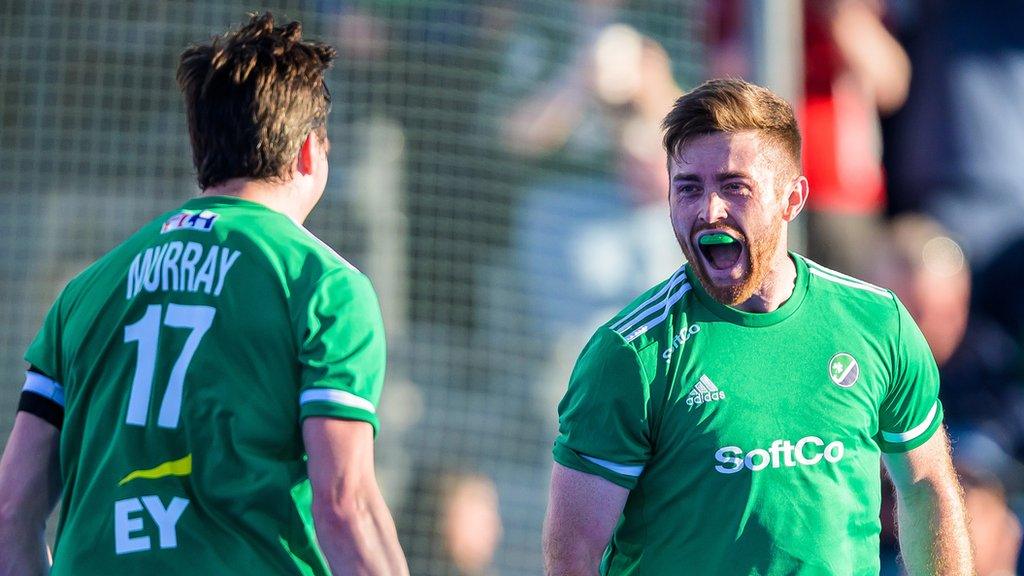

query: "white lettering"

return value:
[715, 436, 846, 474]
[161, 241, 183, 292]
[768, 439, 786, 468]
[114, 498, 151, 554]
[192, 246, 219, 294]
[745, 448, 770, 471]
[114, 496, 190, 554]
[140, 496, 189, 549]
[127, 248, 155, 299]
[213, 249, 241, 296]
[126, 242, 241, 299]
[714, 446, 744, 474]
[663, 324, 701, 361]
[180, 242, 203, 291]
[143, 243, 170, 293]
[824, 441, 845, 463]
[781, 440, 796, 467]
[795, 436, 824, 465]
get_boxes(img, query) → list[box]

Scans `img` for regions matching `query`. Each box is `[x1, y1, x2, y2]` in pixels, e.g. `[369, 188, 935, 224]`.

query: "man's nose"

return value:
[699, 191, 728, 223]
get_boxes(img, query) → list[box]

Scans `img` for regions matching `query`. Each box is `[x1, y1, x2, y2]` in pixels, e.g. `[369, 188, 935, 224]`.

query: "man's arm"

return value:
[303, 417, 408, 576]
[0, 412, 62, 576]
[543, 462, 630, 576]
[882, 427, 974, 575]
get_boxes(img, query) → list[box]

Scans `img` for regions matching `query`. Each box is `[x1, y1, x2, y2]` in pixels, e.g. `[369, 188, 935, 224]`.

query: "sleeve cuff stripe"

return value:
[881, 401, 938, 443]
[579, 454, 644, 477]
[300, 389, 375, 414]
[23, 371, 65, 407]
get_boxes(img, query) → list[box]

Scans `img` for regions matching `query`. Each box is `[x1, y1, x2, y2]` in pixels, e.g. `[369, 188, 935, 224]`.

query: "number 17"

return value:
[124, 304, 216, 429]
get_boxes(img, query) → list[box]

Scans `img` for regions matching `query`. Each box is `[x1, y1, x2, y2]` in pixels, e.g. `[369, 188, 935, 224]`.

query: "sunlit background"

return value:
[2, 1, 1022, 575]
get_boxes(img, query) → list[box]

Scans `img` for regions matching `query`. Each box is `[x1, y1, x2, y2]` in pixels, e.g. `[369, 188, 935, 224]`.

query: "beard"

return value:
[677, 216, 782, 307]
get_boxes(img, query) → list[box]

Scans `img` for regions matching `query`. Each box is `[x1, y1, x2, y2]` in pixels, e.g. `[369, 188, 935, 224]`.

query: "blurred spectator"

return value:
[502, 21, 681, 179]
[801, 0, 910, 277]
[709, 0, 910, 277]
[494, 0, 627, 177]
[959, 467, 1023, 576]
[872, 215, 1024, 473]
[884, 0, 1024, 275]
[400, 469, 504, 576]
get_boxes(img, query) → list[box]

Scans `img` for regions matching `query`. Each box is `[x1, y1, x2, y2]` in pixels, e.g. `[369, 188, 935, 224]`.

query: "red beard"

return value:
[678, 217, 782, 306]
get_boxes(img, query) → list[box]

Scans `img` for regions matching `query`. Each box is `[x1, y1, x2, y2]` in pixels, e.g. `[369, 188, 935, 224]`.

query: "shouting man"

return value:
[543, 79, 972, 575]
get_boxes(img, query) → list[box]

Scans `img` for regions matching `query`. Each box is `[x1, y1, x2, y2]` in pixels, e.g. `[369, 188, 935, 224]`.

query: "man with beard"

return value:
[542, 79, 972, 575]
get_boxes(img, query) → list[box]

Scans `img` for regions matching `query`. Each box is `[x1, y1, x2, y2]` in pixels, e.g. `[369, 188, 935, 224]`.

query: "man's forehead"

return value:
[669, 131, 766, 175]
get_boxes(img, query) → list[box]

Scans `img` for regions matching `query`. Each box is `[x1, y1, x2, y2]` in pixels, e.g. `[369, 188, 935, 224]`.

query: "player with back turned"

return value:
[0, 13, 408, 576]
[543, 79, 974, 575]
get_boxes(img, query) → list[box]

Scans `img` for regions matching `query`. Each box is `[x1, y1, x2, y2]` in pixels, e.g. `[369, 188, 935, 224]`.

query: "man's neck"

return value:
[201, 178, 313, 225]
[733, 250, 797, 314]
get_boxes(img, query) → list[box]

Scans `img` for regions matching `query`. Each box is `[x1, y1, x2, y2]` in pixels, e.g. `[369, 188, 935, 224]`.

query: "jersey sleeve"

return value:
[24, 295, 64, 383]
[876, 297, 944, 453]
[296, 270, 386, 435]
[21, 296, 67, 428]
[553, 327, 653, 489]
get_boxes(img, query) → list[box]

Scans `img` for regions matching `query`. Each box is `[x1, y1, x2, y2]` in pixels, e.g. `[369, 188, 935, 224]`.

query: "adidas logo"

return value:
[686, 375, 725, 406]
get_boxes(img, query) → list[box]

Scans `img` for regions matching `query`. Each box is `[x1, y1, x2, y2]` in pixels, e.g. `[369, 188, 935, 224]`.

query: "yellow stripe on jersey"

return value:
[118, 454, 192, 486]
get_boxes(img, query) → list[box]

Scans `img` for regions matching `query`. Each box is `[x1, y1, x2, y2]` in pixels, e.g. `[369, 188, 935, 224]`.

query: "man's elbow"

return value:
[311, 483, 377, 534]
[543, 533, 603, 576]
[897, 471, 963, 506]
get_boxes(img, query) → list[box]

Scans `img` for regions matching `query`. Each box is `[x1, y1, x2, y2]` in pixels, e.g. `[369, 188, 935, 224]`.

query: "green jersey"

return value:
[553, 253, 942, 575]
[22, 196, 386, 574]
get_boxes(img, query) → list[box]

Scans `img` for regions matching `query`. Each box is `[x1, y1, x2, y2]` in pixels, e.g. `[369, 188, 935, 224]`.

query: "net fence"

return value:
[0, 1, 703, 573]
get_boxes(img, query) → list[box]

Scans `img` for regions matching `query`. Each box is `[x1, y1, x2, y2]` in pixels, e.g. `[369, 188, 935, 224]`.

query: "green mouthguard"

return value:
[699, 233, 737, 246]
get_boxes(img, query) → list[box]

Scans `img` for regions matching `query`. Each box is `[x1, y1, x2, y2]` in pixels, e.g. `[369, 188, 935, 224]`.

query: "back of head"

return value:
[177, 13, 336, 190]
[661, 78, 802, 180]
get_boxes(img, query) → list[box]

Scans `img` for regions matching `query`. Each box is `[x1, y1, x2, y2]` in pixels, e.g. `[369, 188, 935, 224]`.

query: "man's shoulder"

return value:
[59, 209, 174, 298]
[802, 256, 896, 306]
[600, 263, 694, 346]
[168, 200, 364, 282]
[800, 256, 902, 329]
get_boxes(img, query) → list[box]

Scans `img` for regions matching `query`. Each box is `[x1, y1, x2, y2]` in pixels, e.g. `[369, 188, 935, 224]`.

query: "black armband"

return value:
[18, 390, 64, 429]
[18, 366, 64, 430]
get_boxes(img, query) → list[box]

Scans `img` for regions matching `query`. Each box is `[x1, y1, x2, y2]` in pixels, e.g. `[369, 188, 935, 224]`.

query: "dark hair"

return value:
[662, 78, 801, 177]
[177, 12, 336, 189]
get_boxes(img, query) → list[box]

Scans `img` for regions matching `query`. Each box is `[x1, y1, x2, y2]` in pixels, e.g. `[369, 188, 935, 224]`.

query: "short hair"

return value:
[177, 12, 337, 190]
[662, 78, 801, 177]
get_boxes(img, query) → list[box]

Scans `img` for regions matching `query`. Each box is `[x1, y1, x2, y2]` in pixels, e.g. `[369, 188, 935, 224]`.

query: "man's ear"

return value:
[782, 175, 809, 222]
[296, 132, 317, 176]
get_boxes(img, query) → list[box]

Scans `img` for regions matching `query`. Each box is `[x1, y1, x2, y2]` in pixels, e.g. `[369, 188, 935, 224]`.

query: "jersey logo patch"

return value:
[161, 210, 219, 234]
[829, 353, 859, 388]
[686, 374, 725, 406]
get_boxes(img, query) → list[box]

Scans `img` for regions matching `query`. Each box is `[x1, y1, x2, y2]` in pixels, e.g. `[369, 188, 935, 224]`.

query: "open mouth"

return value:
[695, 231, 744, 271]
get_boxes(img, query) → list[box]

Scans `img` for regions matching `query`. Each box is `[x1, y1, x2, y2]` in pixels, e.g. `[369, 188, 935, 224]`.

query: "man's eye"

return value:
[676, 185, 701, 196]
[723, 183, 749, 195]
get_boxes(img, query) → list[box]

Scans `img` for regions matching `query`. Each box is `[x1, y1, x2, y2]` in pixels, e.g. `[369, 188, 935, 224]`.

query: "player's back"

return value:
[28, 195, 382, 575]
